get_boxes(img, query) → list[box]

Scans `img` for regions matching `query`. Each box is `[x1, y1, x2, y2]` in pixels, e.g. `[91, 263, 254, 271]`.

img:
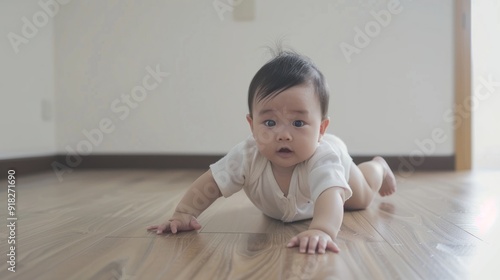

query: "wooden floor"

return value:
[1, 169, 500, 280]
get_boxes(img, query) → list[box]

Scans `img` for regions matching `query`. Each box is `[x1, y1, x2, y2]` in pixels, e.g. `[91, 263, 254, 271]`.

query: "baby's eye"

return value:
[292, 120, 305, 127]
[264, 120, 276, 127]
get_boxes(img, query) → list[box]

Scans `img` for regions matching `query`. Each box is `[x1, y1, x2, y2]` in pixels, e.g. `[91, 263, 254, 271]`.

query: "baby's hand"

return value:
[147, 212, 201, 235]
[286, 229, 340, 254]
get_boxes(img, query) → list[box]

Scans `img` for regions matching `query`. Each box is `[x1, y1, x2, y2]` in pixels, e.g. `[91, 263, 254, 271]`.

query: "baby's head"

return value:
[247, 50, 329, 120]
[246, 50, 331, 169]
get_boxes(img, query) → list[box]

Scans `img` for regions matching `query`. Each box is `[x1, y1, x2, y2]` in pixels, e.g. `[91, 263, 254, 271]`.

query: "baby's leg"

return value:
[344, 157, 396, 211]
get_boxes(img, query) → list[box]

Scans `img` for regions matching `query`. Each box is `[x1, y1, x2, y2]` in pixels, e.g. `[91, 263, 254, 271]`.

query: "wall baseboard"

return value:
[1, 156, 58, 178]
[351, 155, 454, 173]
[1, 154, 455, 178]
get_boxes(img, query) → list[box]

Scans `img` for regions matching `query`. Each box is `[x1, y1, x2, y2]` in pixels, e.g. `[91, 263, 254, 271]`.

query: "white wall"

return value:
[0, 0, 56, 159]
[472, 0, 500, 169]
[3, 0, 455, 159]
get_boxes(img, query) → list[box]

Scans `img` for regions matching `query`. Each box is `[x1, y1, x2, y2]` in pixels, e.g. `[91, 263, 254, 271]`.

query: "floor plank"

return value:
[359, 199, 480, 280]
[1, 169, 499, 279]
[32, 236, 194, 280]
[200, 191, 285, 234]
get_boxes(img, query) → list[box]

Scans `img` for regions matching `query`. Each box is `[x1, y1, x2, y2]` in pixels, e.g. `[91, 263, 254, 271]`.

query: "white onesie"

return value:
[209, 133, 353, 222]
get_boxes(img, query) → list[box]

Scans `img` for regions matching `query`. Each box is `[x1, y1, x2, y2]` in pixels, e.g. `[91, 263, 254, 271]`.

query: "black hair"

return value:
[247, 49, 330, 119]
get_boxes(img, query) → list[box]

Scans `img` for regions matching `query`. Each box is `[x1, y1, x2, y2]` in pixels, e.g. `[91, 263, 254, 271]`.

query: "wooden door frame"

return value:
[454, 0, 472, 170]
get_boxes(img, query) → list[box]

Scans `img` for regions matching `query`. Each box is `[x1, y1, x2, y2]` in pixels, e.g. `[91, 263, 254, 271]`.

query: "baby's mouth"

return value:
[277, 147, 293, 153]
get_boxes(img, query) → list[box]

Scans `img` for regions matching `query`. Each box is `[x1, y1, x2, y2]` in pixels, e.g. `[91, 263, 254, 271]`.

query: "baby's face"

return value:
[247, 83, 329, 170]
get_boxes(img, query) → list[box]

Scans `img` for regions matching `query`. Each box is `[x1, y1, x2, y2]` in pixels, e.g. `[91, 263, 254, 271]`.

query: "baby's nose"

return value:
[276, 129, 292, 142]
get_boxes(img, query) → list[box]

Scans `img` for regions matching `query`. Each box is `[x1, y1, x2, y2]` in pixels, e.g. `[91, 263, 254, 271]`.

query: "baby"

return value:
[147, 50, 396, 254]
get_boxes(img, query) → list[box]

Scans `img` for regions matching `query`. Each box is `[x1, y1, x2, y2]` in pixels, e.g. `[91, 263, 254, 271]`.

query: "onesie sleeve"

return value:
[308, 146, 353, 203]
[209, 136, 257, 198]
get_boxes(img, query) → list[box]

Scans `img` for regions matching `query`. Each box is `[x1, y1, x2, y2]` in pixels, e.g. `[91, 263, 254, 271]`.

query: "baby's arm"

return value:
[147, 170, 222, 234]
[287, 187, 345, 254]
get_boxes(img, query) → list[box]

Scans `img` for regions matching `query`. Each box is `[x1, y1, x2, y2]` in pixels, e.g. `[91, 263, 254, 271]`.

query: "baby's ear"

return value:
[319, 117, 330, 136]
[246, 114, 254, 131]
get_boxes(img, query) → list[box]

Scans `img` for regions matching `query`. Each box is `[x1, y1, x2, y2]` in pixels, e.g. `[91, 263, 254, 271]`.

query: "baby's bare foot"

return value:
[373, 156, 397, 197]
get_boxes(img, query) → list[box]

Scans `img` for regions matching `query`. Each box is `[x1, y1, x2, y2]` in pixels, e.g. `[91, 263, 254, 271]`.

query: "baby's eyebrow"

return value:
[258, 109, 275, 116]
[258, 109, 309, 116]
[290, 110, 309, 115]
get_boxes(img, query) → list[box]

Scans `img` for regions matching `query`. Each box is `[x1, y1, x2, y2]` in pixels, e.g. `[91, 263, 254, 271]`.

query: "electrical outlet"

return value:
[233, 0, 255, 21]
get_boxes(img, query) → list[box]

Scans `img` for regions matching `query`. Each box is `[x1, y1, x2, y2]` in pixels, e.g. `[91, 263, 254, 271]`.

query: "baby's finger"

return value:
[326, 240, 340, 253]
[155, 225, 164, 234]
[170, 220, 179, 234]
[317, 238, 327, 254]
[190, 218, 202, 230]
[146, 225, 158, 230]
[286, 236, 299, 248]
[299, 236, 309, 253]
[156, 223, 170, 234]
[307, 236, 319, 254]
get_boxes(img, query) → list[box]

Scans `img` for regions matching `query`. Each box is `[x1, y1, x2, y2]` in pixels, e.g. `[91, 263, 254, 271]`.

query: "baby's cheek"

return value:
[254, 129, 274, 145]
[255, 142, 270, 155]
[302, 142, 319, 159]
